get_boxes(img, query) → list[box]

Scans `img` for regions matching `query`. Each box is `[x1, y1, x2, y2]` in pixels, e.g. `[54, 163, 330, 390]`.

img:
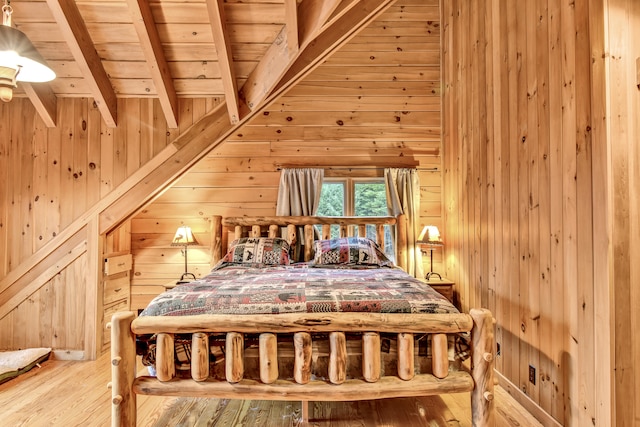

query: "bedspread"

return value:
[140, 264, 458, 317]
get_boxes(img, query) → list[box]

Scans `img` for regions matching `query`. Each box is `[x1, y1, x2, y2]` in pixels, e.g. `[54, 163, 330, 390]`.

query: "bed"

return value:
[109, 214, 495, 426]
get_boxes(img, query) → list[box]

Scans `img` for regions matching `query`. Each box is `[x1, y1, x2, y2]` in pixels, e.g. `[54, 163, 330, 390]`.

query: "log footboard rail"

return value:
[110, 309, 495, 427]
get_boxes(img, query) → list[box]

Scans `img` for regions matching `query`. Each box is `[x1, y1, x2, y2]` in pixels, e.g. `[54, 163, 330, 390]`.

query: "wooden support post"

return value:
[376, 224, 385, 249]
[110, 311, 136, 427]
[156, 333, 175, 382]
[268, 224, 279, 238]
[358, 224, 366, 238]
[339, 224, 347, 237]
[234, 225, 242, 240]
[287, 224, 298, 261]
[226, 332, 244, 383]
[211, 216, 223, 266]
[431, 333, 449, 379]
[251, 225, 261, 237]
[329, 332, 347, 384]
[397, 332, 414, 380]
[470, 308, 495, 427]
[362, 332, 381, 382]
[259, 333, 279, 384]
[301, 401, 310, 425]
[321, 224, 331, 240]
[304, 224, 314, 261]
[293, 332, 312, 384]
[191, 332, 209, 381]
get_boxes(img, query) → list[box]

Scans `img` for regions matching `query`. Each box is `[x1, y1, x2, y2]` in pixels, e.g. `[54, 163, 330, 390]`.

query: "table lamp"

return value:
[418, 225, 444, 280]
[171, 226, 198, 283]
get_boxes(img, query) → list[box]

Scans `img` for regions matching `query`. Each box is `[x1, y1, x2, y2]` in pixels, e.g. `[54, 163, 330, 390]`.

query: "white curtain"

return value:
[384, 168, 423, 277]
[276, 168, 324, 261]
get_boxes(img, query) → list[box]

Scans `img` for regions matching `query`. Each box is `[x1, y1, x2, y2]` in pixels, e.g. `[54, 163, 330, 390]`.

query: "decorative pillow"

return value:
[311, 237, 392, 267]
[222, 237, 291, 266]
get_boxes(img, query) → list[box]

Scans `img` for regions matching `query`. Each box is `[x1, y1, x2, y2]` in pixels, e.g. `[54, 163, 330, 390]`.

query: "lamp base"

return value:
[425, 271, 442, 280]
[177, 272, 196, 284]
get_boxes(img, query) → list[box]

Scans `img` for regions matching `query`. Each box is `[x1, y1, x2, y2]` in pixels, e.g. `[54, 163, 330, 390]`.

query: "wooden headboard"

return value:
[210, 214, 407, 271]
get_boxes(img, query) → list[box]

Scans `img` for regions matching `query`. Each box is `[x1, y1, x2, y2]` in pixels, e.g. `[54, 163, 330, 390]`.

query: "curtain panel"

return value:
[384, 168, 423, 278]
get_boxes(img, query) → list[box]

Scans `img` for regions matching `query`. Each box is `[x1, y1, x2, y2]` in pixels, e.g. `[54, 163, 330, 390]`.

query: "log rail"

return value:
[110, 309, 495, 426]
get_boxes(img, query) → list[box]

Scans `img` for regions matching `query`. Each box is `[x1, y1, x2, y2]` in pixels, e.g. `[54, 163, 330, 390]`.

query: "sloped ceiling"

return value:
[8, 0, 395, 128]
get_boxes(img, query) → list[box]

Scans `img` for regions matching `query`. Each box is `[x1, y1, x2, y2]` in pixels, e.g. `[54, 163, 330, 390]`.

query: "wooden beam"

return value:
[45, 0, 117, 127]
[99, 0, 397, 234]
[297, 0, 342, 45]
[275, 0, 397, 95]
[206, 0, 240, 125]
[284, 0, 299, 53]
[21, 82, 57, 128]
[240, 0, 341, 111]
[126, 0, 178, 129]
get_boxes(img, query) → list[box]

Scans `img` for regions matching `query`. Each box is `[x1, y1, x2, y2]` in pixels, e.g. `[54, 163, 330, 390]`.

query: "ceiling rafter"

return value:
[21, 83, 57, 128]
[99, 0, 399, 234]
[45, 0, 117, 127]
[239, 0, 342, 113]
[284, 0, 299, 53]
[276, 0, 393, 94]
[207, 0, 240, 125]
[125, 0, 178, 129]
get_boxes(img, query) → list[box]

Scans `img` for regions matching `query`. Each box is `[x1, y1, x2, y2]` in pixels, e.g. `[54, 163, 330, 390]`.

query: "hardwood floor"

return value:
[0, 352, 543, 426]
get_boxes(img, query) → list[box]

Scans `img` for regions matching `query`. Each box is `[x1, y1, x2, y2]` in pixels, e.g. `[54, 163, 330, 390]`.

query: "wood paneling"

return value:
[0, 97, 218, 353]
[129, 0, 444, 308]
[442, 0, 638, 426]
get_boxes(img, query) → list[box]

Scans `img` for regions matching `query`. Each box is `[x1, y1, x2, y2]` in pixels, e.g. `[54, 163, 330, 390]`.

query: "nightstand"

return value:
[420, 277, 455, 303]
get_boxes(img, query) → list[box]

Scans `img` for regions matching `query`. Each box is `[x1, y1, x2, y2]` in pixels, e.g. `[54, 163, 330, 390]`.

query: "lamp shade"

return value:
[171, 226, 197, 246]
[1, 3, 56, 103]
[418, 225, 443, 246]
[0, 25, 56, 83]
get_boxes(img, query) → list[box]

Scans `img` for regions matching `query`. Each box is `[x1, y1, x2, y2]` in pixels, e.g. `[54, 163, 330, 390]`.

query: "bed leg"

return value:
[110, 311, 137, 427]
[470, 308, 495, 427]
[301, 400, 310, 425]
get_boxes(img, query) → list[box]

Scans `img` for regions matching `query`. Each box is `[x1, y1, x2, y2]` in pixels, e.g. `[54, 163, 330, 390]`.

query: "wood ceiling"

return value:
[9, 0, 398, 128]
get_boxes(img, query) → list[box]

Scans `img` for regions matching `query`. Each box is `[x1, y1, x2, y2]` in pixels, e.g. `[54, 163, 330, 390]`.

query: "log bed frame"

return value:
[109, 215, 495, 426]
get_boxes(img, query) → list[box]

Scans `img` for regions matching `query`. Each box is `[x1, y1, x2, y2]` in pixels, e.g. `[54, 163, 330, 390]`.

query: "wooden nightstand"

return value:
[420, 277, 455, 303]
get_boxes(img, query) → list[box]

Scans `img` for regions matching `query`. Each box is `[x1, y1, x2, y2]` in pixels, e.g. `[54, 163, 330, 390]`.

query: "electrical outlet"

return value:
[529, 365, 536, 385]
[496, 342, 501, 356]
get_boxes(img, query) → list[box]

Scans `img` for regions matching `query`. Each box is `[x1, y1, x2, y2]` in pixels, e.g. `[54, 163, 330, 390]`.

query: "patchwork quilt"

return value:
[140, 263, 458, 317]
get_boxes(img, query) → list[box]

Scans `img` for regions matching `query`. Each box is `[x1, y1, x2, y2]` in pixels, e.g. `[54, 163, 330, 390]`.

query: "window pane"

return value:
[354, 182, 387, 216]
[317, 183, 345, 216]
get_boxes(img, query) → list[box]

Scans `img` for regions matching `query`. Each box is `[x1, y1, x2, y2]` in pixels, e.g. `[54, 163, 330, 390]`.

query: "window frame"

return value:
[322, 177, 387, 217]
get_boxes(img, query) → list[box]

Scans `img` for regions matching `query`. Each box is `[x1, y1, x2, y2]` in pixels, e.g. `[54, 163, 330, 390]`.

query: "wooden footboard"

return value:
[110, 309, 495, 427]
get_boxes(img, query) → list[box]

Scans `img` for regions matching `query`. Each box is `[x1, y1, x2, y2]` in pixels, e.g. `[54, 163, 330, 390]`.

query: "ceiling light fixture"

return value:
[0, 0, 55, 102]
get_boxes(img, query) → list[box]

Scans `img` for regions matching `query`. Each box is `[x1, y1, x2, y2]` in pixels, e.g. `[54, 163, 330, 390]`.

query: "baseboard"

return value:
[52, 350, 85, 360]
[495, 371, 564, 427]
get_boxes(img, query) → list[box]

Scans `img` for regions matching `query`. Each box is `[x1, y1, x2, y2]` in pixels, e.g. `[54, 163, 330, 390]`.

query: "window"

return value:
[317, 178, 394, 259]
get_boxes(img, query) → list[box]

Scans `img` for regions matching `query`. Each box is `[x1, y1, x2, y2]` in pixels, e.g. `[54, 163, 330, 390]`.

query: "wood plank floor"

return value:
[0, 352, 543, 426]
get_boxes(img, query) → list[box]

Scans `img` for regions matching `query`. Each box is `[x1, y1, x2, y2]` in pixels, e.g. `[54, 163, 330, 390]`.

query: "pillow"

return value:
[311, 237, 392, 267]
[221, 237, 291, 266]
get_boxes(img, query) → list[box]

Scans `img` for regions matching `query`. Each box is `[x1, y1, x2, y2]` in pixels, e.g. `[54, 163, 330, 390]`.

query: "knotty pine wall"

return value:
[0, 0, 443, 352]
[0, 97, 220, 354]
[129, 0, 444, 309]
[442, 0, 639, 426]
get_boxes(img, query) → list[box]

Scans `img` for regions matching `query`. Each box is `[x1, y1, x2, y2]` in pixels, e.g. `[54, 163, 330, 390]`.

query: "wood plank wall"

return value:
[0, 97, 219, 352]
[129, 0, 444, 309]
[0, 0, 443, 351]
[442, 0, 639, 426]
[607, 1, 640, 425]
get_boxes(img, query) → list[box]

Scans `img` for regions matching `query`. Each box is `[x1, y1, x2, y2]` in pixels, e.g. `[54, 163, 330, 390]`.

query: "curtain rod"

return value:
[276, 166, 439, 172]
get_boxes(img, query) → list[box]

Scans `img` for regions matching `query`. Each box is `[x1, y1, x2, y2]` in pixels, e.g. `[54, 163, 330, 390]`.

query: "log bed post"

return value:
[470, 308, 495, 427]
[110, 311, 136, 427]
